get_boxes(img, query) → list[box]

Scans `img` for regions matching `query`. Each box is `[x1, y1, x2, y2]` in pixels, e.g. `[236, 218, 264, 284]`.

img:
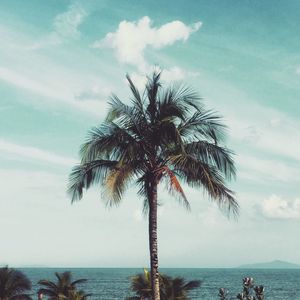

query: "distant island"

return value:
[238, 260, 300, 269]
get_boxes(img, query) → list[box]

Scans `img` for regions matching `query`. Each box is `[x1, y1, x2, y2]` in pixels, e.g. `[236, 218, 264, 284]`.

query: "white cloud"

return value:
[54, 4, 87, 39]
[94, 16, 201, 70]
[261, 195, 300, 220]
[0, 139, 76, 167]
[29, 4, 87, 49]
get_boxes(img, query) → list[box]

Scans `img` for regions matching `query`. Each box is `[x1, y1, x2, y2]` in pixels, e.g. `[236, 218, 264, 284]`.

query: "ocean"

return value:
[22, 268, 300, 299]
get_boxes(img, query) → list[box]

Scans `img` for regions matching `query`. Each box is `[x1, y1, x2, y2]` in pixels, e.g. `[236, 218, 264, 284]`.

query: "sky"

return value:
[0, 0, 300, 268]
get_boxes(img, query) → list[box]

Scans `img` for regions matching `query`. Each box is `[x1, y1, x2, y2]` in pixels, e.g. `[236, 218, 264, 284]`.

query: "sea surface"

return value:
[22, 268, 300, 299]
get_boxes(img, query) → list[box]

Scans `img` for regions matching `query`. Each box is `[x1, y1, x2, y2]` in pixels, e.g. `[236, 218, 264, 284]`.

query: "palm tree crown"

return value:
[161, 275, 201, 300]
[38, 272, 90, 300]
[68, 72, 237, 300]
[63, 290, 91, 300]
[69, 71, 237, 212]
[0, 266, 32, 300]
[126, 268, 201, 300]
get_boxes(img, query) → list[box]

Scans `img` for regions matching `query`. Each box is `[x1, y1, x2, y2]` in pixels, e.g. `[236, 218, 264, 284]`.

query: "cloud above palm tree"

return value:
[94, 16, 201, 70]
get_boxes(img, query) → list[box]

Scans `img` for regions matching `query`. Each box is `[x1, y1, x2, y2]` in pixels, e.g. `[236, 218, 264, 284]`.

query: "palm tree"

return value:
[126, 269, 155, 300]
[161, 276, 200, 300]
[126, 269, 201, 300]
[38, 272, 89, 300]
[64, 290, 91, 300]
[68, 72, 237, 300]
[0, 266, 32, 300]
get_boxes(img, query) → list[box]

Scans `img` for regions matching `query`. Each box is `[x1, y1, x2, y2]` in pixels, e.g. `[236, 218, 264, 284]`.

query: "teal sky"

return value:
[0, 0, 299, 268]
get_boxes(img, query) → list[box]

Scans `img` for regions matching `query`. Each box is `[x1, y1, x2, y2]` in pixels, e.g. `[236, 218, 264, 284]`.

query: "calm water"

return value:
[22, 268, 300, 299]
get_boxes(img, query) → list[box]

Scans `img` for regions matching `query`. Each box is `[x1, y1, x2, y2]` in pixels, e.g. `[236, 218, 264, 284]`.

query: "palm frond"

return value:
[178, 110, 227, 143]
[106, 94, 148, 141]
[185, 141, 236, 180]
[172, 84, 203, 112]
[68, 160, 118, 203]
[37, 280, 58, 290]
[70, 279, 88, 287]
[146, 71, 161, 123]
[170, 154, 238, 215]
[158, 88, 186, 121]
[37, 288, 57, 297]
[161, 166, 190, 210]
[80, 123, 142, 163]
[0, 267, 32, 299]
[106, 94, 136, 122]
[103, 162, 136, 207]
[158, 84, 202, 123]
[126, 74, 144, 114]
[182, 279, 202, 291]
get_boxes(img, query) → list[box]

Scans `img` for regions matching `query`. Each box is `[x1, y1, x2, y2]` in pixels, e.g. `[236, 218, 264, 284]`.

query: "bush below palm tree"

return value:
[126, 268, 201, 300]
[0, 266, 32, 300]
[62, 290, 91, 300]
[219, 277, 264, 300]
[38, 271, 91, 300]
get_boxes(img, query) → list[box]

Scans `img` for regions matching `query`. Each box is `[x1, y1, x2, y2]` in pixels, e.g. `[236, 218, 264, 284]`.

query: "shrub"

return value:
[219, 277, 265, 300]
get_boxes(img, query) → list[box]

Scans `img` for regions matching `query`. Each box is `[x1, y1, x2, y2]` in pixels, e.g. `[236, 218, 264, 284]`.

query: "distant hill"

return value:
[238, 260, 300, 269]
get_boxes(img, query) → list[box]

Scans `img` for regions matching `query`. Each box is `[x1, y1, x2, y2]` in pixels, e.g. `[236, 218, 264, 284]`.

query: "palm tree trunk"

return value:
[148, 178, 160, 300]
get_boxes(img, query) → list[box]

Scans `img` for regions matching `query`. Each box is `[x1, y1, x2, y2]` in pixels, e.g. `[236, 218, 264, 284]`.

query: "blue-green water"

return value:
[22, 268, 300, 299]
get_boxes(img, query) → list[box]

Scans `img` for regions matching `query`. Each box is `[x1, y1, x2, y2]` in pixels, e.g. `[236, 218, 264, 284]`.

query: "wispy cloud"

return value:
[0, 104, 14, 112]
[0, 67, 64, 100]
[29, 3, 87, 49]
[242, 118, 300, 163]
[0, 67, 107, 116]
[161, 67, 199, 82]
[54, 3, 87, 39]
[237, 154, 300, 183]
[74, 84, 111, 102]
[0, 139, 76, 167]
[93, 16, 201, 70]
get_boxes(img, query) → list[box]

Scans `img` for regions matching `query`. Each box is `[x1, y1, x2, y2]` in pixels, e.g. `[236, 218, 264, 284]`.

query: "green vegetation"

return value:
[126, 268, 201, 300]
[0, 267, 267, 299]
[68, 72, 237, 300]
[219, 277, 265, 300]
[38, 271, 91, 300]
[0, 266, 32, 300]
